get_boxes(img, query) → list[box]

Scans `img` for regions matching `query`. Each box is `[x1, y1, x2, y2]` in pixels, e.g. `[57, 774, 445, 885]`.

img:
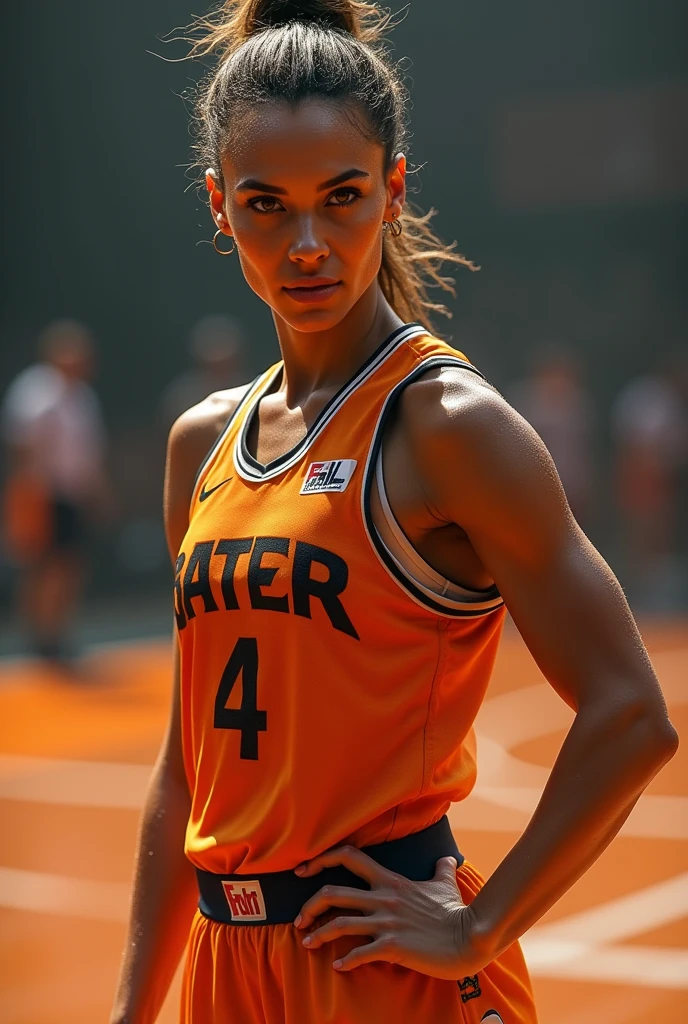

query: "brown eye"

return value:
[248, 196, 283, 214]
[326, 188, 361, 207]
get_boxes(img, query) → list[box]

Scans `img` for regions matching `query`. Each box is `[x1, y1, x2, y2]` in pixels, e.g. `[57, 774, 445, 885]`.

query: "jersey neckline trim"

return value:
[362, 356, 505, 618]
[234, 323, 428, 483]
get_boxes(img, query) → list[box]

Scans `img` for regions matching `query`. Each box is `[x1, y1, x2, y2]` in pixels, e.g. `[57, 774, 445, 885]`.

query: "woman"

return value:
[111, 2, 677, 1021]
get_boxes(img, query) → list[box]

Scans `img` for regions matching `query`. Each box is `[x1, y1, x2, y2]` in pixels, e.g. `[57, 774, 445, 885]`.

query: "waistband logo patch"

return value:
[222, 880, 267, 922]
[300, 459, 357, 494]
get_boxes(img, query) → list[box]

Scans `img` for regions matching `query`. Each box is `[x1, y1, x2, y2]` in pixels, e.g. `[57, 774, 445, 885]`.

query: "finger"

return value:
[296, 886, 377, 929]
[333, 938, 394, 972]
[433, 856, 459, 884]
[295, 845, 390, 887]
[303, 914, 383, 950]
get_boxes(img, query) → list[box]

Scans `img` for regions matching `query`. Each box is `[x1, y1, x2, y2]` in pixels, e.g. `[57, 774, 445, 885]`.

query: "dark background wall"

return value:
[2, 1, 686, 401]
[1, 0, 686, 620]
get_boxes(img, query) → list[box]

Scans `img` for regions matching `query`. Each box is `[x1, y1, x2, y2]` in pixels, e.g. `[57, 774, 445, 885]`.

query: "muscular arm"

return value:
[110, 388, 247, 1024]
[401, 368, 679, 957]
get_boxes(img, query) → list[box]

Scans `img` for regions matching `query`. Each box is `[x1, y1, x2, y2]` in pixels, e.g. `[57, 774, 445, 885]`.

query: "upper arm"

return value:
[159, 386, 249, 780]
[403, 371, 667, 718]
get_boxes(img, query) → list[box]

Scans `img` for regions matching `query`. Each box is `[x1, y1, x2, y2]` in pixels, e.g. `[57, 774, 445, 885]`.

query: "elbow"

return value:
[585, 692, 679, 776]
[626, 700, 679, 773]
[650, 716, 679, 768]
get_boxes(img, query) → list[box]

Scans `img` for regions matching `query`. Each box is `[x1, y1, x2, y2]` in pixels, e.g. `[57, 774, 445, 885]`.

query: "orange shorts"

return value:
[180, 860, 537, 1023]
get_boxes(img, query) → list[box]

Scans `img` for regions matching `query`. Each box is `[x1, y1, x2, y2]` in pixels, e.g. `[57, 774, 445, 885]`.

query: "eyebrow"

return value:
[235, 168, 370, 195]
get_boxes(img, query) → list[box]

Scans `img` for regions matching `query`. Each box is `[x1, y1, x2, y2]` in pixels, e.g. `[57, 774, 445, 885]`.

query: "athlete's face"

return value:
[207, 98, 406, 332]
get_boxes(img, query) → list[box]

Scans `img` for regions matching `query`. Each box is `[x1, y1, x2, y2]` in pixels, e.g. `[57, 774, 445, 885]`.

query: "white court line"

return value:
[457, 646, 688, 987]
[519, 872, 688, 987]
[0, 644, 684, 992]
[469, 783, 688, 840]
[10, 749, 681, 840]
[518, 869, 688, 988]
[0, 754, 152, 808]
[520, 939, 688, 989]
[476, 648, 686, 754]
[0, 866, 129, 922]
[527, 872, 688, 945]
[0, 864, 685, 990]
[463, 645, 688, 839]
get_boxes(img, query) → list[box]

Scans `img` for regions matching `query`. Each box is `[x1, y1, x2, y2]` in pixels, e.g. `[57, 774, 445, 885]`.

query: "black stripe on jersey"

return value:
[190, 374, 263, 503]
[362, 357, 504, 619]
[235, 323, 428, 482]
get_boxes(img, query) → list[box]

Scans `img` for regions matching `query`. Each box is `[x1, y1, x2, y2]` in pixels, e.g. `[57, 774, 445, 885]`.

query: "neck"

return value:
[272, 282, 404, 407]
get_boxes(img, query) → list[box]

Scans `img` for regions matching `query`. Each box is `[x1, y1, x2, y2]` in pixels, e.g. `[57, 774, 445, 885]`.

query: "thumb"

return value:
[434, 855, 459, 883]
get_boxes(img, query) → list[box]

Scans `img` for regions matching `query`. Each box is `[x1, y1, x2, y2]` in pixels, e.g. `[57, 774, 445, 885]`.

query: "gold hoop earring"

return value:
[213, 229, 236, 256]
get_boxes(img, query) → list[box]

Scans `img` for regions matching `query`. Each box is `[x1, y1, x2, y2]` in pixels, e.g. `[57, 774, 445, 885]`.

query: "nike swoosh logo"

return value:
[199, 477, 233, 502]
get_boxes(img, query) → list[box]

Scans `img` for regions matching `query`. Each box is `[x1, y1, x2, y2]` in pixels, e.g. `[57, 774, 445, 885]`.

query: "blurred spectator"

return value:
[0, 320, 111, 664]
[508, 344, 596, 528]
[158, 315, 246, 428]
[612, 365, 688, 609]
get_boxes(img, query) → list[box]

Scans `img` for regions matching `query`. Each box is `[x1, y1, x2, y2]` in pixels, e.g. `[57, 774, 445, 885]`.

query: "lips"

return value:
[282, 278, 342, 304]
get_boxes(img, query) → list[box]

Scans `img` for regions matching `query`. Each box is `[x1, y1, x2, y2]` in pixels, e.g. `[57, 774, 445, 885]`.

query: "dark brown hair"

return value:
[189, 0, 475, 326]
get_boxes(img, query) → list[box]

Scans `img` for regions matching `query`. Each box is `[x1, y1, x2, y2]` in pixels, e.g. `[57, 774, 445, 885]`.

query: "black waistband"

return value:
[196, 816, 462, 926]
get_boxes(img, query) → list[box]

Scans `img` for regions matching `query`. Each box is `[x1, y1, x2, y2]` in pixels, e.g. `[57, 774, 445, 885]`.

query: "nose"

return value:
[288, 216, 329, 265]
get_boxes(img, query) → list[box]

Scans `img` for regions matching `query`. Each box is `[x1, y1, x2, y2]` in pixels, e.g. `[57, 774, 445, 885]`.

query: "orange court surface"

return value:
[0, 618, 685, 1023]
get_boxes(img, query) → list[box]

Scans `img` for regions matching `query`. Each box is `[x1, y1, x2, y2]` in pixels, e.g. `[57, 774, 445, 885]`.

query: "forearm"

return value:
[467, 698, 677, 960]
[111, 762, 197, 1024]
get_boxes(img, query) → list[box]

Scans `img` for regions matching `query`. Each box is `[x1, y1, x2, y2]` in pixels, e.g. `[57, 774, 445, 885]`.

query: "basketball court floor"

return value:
[0, 619, 685, 1022]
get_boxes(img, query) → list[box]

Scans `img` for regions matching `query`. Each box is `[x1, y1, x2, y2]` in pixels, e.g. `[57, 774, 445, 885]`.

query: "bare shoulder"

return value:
[396, 363, 565, 536]
[398, 362, 534, 459]
[168, 385, 250, 461]
[164, 383, 252, 559]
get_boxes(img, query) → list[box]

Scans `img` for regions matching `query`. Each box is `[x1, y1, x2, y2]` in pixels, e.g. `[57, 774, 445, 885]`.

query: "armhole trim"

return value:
[362, 357, 505, 618]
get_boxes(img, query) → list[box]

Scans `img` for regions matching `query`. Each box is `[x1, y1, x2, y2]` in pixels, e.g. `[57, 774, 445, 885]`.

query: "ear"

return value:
[384, 154, 406, 224]
[206, 168, 234, 237]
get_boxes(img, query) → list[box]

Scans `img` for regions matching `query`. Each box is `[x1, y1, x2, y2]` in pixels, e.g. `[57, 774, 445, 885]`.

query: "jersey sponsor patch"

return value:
[221, 879, 267, 922]
[300, 459, 357, 494]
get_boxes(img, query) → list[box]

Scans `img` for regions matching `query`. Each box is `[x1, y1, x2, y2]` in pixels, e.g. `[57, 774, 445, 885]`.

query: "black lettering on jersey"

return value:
[292, 541, 359, 640]
[183, 541, 219, 620]
[174, 552, 187, 631]
[215, 538, 253, 610]
[248, 537, 290, 613]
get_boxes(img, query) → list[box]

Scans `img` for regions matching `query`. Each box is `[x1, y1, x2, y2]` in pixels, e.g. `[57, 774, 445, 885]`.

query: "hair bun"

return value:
[189, 1, 390, 60]
[250, 0, 396, 42]
[250, 0, 359, 33]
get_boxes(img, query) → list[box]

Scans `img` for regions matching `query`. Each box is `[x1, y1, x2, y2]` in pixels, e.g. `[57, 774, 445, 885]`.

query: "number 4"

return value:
[214, 637, 267, 760]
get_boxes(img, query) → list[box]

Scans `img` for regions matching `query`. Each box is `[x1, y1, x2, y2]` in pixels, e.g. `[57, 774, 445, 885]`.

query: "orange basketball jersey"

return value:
[176, 324, 505, 874]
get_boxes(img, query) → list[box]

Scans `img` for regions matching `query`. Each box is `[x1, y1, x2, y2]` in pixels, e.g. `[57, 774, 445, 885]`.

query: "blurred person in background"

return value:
[158, 314, 246, 429]
[105, 316, 246, 591]
[0, 319, 111, 665]
[612, 359, 688, 609]
[508, 344, 596, 529]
